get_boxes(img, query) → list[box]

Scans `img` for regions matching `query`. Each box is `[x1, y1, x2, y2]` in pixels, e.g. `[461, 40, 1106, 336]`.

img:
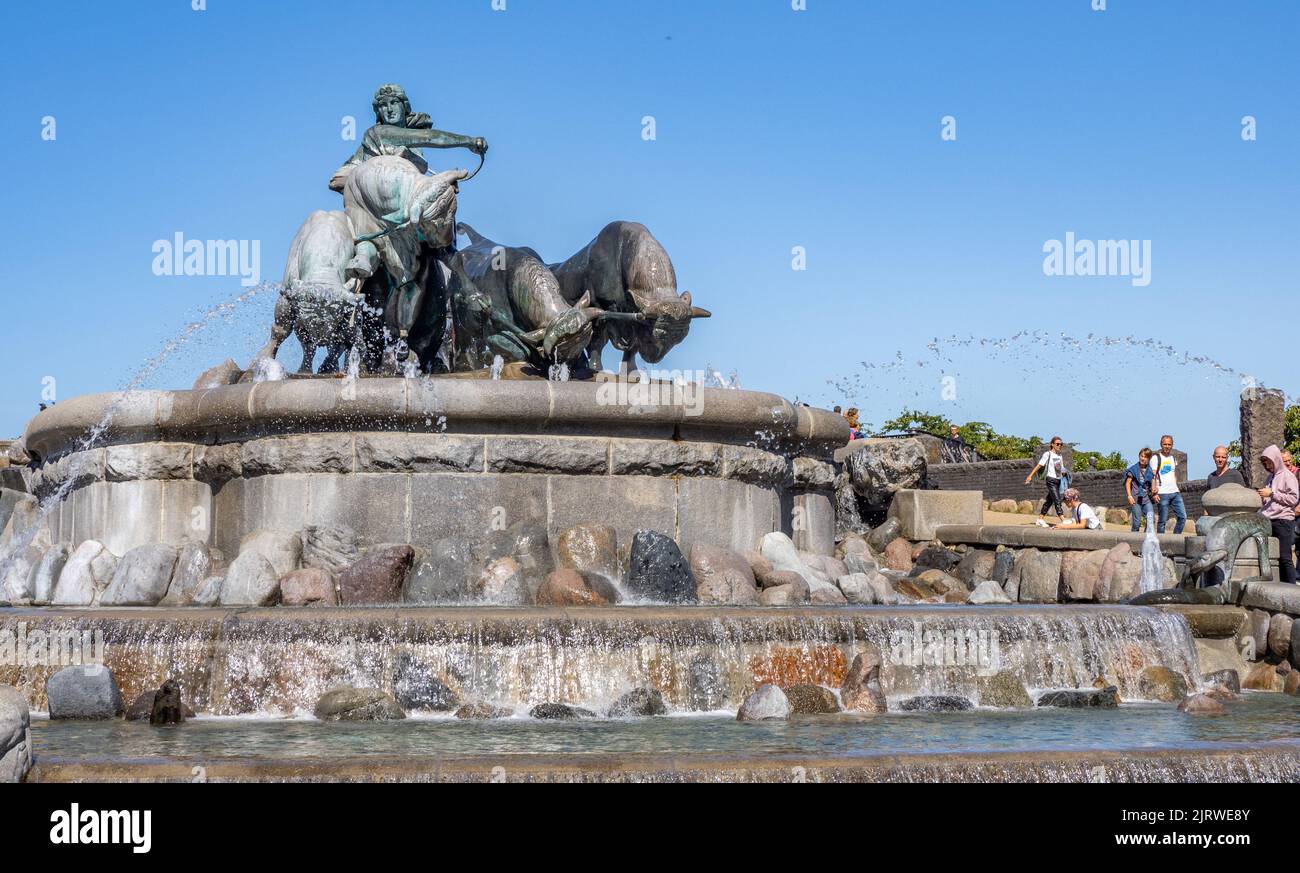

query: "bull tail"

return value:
[457, 222, 492, 246]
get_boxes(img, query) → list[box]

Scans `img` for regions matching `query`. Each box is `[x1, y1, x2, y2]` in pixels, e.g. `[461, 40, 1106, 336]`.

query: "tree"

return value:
[874, 408, 1121, 466]
[1286, 404, 1300, 456]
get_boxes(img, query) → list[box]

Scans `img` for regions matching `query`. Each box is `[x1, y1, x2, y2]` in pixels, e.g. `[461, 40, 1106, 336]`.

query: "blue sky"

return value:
[0, 0, 1294, 475]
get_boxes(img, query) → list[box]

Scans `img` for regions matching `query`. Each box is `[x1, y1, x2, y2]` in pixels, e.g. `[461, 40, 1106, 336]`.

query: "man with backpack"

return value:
[1150, 434, 1187, 534]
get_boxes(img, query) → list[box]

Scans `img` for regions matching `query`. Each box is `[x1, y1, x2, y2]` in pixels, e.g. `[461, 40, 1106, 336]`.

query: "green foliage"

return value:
[1071, 450, 1127, 472]
[874, 408, 1123, 465]
[1286, 404, 1300, 457]
[876, 409, 951, 438]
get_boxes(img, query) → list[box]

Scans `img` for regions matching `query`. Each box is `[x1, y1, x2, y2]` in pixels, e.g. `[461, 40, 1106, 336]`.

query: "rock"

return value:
[626, 530, 696, 603]
[1285, 672, 1300, 696]
[911, 545, 961, 576]
[1013, 549, 1062, 603]
[238, 529, 302, 578]
[867, 517, 902, 552]
[535, 568, 612, 606]
[882, 538, 913, 573]
[99, 543, 179, 606]
[686, 655, 728, 711]
[607, 687, 667, 717]
[279, 568, 337, 606]
[899, 695, 973, 712]
[810, 584, 849, 605]
[1002, 576, 1019, 602]
[339, 544, 413, 604]
[836, 572, 878, 604]
[1, 543, 40, 604]
[218, 551, 281, 606]
[1127, 588, 1220, 605]
[30, 543, 70, 605]
[0, 686, 32, 783]
[843, 438, 927, 512]
[1105, 507, 1131, 525]
[783, 683, 841, 714]
[1242, 660, 1283, 692]
[191, 575, 223, 606]
[1267, 613, 1292, 660]
[1137, 666, 1189, 702]
[969, 579, 1013, 604]
[300, 524, 360, 574]
[1178, 693, 1226, 715]
[976, 671, 1032, 707]
[1017, 499, 1037, 515]
[192, 358, 243, 390]
[690, 544, 760, 605]
[1202, 669, 1241, 694]
[554, 523, 621, 588]
[736, 684, 791, 721]
[314, 686, 406, 721]
[45, 665, 125, 719]
[745, 550, 776, 585]
[125, 685, 196, 722]
[403, 539, 472, 603]
[1249, 609, 1271, 656]
[392, 653, 459, 711]
[493, 519, 552, 581]
[1036, 687, 1120, 708]
[530, 703, 596, 720]
[455, 702, 512, 720]
[867, 573, 901, 605]
[1060, 549, 1109, 602]
[954, 549, 996, 589]
[1095, 543, 1139, 602]
[758, 568, 803, 591]
[759, 579, 810, 605]
[989, 498, 1018, 514]
[840, 649, 887, 713]
[472, 556, 528, 604]
[991, 549, 1015, 584]
[914, 568, 963, 594]
[836, 534, 871, 562]
[159, 541, 213, 606]
[759, 531, 805, 573]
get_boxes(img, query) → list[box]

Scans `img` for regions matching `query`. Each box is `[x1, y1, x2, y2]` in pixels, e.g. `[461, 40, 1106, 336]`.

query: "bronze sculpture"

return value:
[549, 221, 710, 372]
[251, 85, 706, 379]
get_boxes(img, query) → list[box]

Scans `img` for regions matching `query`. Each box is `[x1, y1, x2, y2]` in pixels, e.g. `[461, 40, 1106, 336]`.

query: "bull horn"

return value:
[520, 327, 546, 346]
[576, 289, 592, 308]
[597, 311, 647, 323]
[582, 307, 605, 320]
[690, 306, 712, 318]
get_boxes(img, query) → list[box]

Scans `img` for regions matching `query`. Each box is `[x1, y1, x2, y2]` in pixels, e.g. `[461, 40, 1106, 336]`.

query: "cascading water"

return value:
[2, 606, 1202, 716]
[1139, 508, 1165, 593]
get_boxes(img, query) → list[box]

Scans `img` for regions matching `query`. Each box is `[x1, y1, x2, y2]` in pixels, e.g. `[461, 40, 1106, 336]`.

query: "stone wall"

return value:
[929, 457, 1207, 517]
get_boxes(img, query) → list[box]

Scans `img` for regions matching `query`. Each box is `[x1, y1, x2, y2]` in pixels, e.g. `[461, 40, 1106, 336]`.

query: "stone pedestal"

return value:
[1240, 387, 1285, 488]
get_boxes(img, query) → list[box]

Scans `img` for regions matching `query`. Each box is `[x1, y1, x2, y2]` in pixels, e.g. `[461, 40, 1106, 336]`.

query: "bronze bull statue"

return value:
[549, 221, 709, 372]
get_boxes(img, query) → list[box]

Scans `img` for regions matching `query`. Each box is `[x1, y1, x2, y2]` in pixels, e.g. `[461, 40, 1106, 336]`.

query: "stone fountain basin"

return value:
[20, 378, 847, 560]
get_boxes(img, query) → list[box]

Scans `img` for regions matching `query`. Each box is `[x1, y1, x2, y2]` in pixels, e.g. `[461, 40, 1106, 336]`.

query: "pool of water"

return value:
[32, 694, 1300, 762]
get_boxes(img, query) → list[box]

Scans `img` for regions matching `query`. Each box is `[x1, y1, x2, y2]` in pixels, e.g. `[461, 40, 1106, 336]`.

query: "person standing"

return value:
[1026, 437, 1067, 522]
[1257, 445, 1299, 585]
[1124, 447, 1156, 532]
[1150, 435, 1186, 534]
[1205, 445, 1246, 490]
[1284, 450, 1299, 571]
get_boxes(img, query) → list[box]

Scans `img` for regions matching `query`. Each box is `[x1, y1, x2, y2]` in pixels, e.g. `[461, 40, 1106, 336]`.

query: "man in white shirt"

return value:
[1149, 434, 1186, 534]
[1025, 437, 1067, 522]
[1054, 488, 1103, 530]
